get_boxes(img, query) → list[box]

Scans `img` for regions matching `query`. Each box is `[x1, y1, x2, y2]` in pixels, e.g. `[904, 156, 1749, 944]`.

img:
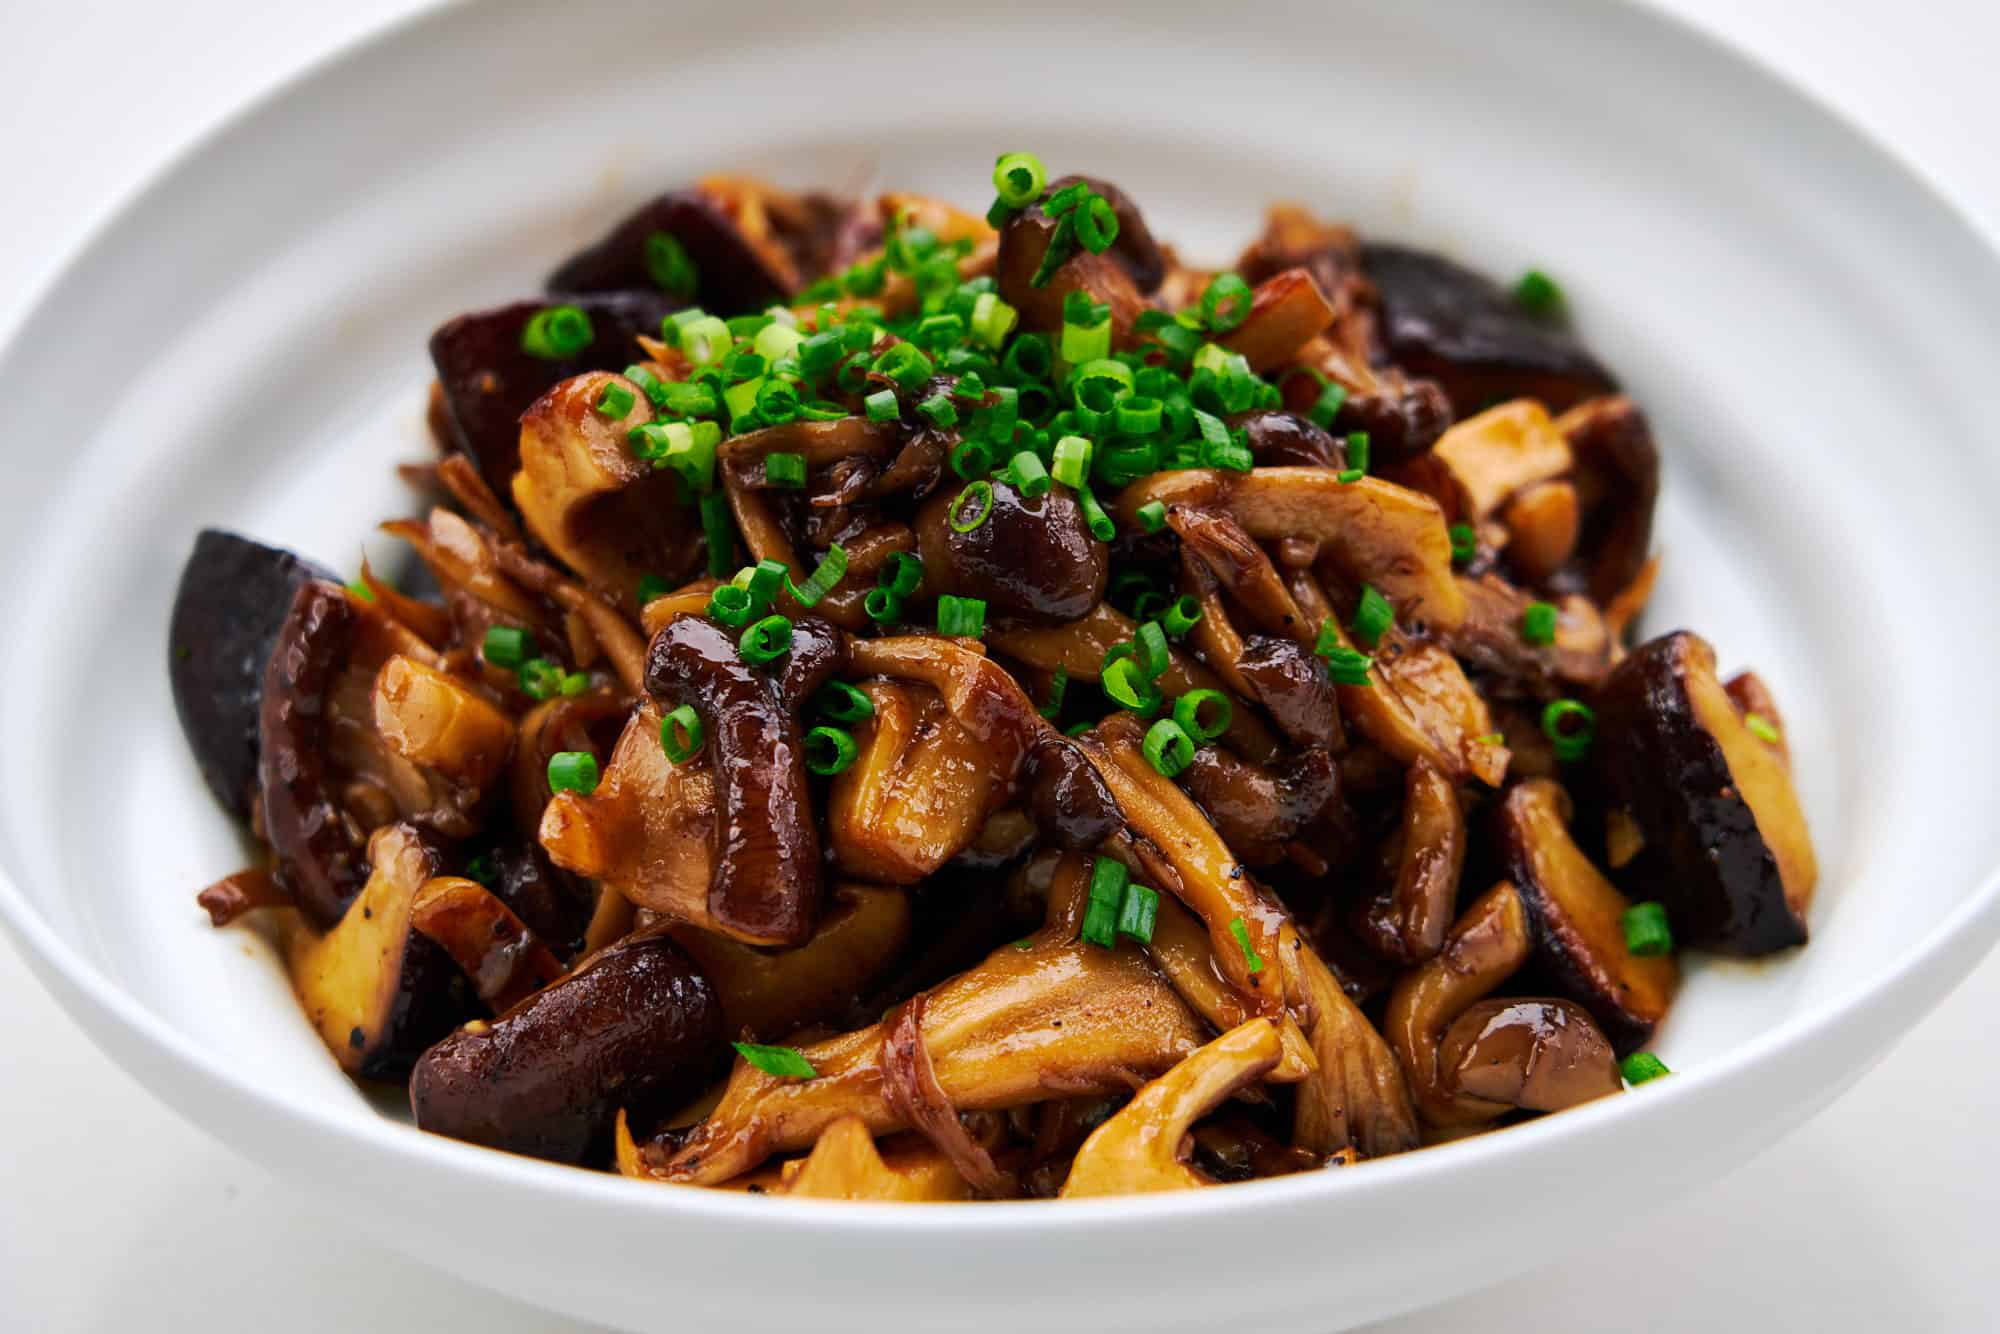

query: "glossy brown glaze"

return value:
[1180, 745, 1337, 867]
[1232, 410, 1343, 469]
[545, 187, 796, 311]
[1022, 731, 1122, 851]
[994, 200, 1147, 343]
[1439, 997, 1622, 1112]
[410, 930, 722, 1164]
[410, 876, 566, 1015]
[1236, 636, 1341, 750]
[1554, 395, 1662, 604]
[1045, 174, 1167, 293]
[1355, 759, 1465, 965]
[643, 613, 846, 946]
[258, 580, 368, 928]
[914, 478, 1107, 622]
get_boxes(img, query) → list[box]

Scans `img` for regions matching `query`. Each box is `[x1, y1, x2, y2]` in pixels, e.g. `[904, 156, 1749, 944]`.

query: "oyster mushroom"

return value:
[1217, 267, 1339, 373]
[1287, 933, 1421, 1157]
[1554, 396, 1661, 603]
[409, 875, 565, 1015]
[774, 1117, 975, 1202]
[1438, 998, 1622, 1112]
[914, 476, 1108, 622]
[1059, 1018, 1284, 1198]
[1353, 759, 1466, 965]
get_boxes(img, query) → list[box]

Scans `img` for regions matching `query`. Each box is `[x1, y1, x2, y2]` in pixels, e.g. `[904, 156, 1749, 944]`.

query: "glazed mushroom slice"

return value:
[410, 929, 723, 1165]
[1021, 731, 1124, 853]
[409, 875, 565, 1015]
[544, 186, 799, 311]
[428, 291, 681, 489]
[371, 655, 515, 799]
[286, 823, 472, 1080]
[168, 529, 334, 819]
[1360, 243, 1618, 415]
[913, 476, 1108, 622]
[1595, 632, 1817, 955]
[1217, 267, 1339, 373]
[1288, 934, 1421, 1158]
[1043, 174, 1168, 293]
[667, 883, 913, 1042]
[1442, 573, 1613, 696]
[628, 935, 1206, 1185]
[1354, 759, 1466, 965]
[774, 1118, 975, 1202]
[1554, 395, 1661, 603]
[1437, 998, 1622, 1113]
[993, 191, 1148, 343]
[1231, 409, 1344, 469]
[1180, 744, 1338, 868]
[513, 370, 702, 601]
[1499, 778, 1681, 1049]
[1407, 399, 1574, 525]
[1059, 1018, 1285, 1198]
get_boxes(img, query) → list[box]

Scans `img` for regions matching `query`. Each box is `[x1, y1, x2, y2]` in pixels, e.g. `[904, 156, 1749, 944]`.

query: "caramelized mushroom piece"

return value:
[409, 875, 565, 1015]
[642, 613, 846, 946]
[1232, 409, 1342, 469]
[1234, 636, 1341, 751]
[1408, 399, 1574, 523]
[545, 186, 799, 311]
[429, 292, 680, 488]
[777, 1118, 975, 1202]
[1021, 731, 1123, 852]
[1438, 998, 1621, 1112]
[1045, 174, 1167, 293]
[1288, 934, 1421, 1157]
[633, 936, 1205, 1184]
[410, 929, 722, 1164]
[513, 371, 700, 601]
[1354, 759, 1465, 965]
[286, 824, 471, 1078]
[1218, 268, 1339, 373]
[914, 477, 1108, 621]
[1443, 573, 1613, 695]
[1596, 632, 1817, 955]
[1554, 395, 1662, 605]
[372, 654, 515, 796]
[1361, 244, 1617, 415]
[1499, 779, 1680, 1048]
[169, 530, 334, 819]
[1180, 744, 1338, 867]
[1059, 1019, 1284, 1198]
[994, 195, 1147, 343]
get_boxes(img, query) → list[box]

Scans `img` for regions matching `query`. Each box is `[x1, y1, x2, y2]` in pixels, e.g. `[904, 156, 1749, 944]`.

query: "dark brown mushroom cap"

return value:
[1180, 745, 1338, 867]
[1439, 997, 1622, 1112]
[643, 612, 846, 946]
[1044, 174, 1167, 294]
[1230, 409, 1344, 469]
[169, 529, 335, 820]
[545, 188, 795, 312]
[1555, 395, 1661, 603]
[427, 290, 681, 489]
[410, 929, 723, 1165]
[1362, 244, 1617, 416]
[1236, 636, 1341, 750]
[914, 478, 1108, 622]
[1021, 731, 1122, 852]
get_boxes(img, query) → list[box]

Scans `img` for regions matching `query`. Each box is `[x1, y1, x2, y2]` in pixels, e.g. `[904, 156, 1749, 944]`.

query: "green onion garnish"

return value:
[637, 574, 670, 606]
[1115, 396, 1163, 436]
[863, 587, 903, 623]
[745, 559, 788, 604]
[949, 480, 995, 533]
[546, 750, 600, 796]
[786, 544, 848, 607]
[1134, 620, 1171, 679]
[1620, 1052, 1670, 1085]
[804, 725, 859, 776]
[1448, 522, 1478, 566]
[706, 582, 757, 627]
[739, 613, 794, 665]
[1200, 273, 1253, 332]
[1746, 712, 1782, 744]
[463, 852, 496, 886]
[701, 491, 736, 577]
[917, 393, 958, 428]
[1318, 641, 1374, 687]
[660, 705, 704, 764]
[1541, 698, 1596, 762]
[1346, 431, 1371, 474]
[816, 681, 875, 725]
[1521, 601, 1558, 646]
[864, 388, 900, 422]
[1173, 689, 1232, 743]
[764, 451, 807, 489]
[937, 594, 986, 638]
[643, 230, 699, 299]
[970, 291, 1020, 349]
[1008, 450, 1052, 499]
[878, 552, 924, 598]
[1051, 435, 1093, 488]
[1143, 717, 1196, 777]
[1622, 901, 1674, 957]
[482, 625, 532, 670]
[1116, 884, 1159, 944]
[1136, 500, 1169, 534]
[1076, 484, 1116, 542]
[1102, 655, 1164, 716]
[594, 380, 636, 420]
[1228, 916, 1264, 974]
[1308, 379, 1348, 430]
[950, 438, 995, 481]
[1161, 594, 1203, 638]
[1352, 584, 1394, 648]
[1514, 268, 1563, 314]
[733, 1041, 818, 1080]
[992, 151, 1047, 207]
[1082, 856, 1128, 948]
[518, 657, 563, 701]
[1038, 666, 1069, 719]
[558, 671, 590, 697]
[520, 304, 594, 359]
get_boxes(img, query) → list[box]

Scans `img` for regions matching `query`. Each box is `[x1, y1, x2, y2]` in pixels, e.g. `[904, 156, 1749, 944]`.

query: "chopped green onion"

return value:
[815, 681, 876, 724]
[871, 341, 934, 392]
[1116, 883, 1159, 944]
[624, 364, 670, 409]
[1622, 901, 1674, 957]
[1136, 500, 1169, 534]
[644, 230, 699, 298]
[917, 392, 958, 428]
[1161, 594, 1203, 638]
[1313, 624, 1374, 686]
[951, 438, 995, 481]
[1521, 600, 1558, 646]
[1620, 1052, 1671, 1085]
[558, 671, 590, 697]
[746, 559, 789, 604]
[701, 491, 736, 577]
[658, 380, 719, 418]
[594, 380, 636, 420]
[547, 750, 600, 796]
[1074, 192, 1120, 253]
[1541, 698, 1596, 762]
[1008, 450, 1051, 498]
[863, 586, 904, 623]
[1102, 655, 1164, 716]
[1448, 522, 1478, 566]
[1345, 431, 1371, 475]
[1082, 856, 1128, 948]
[1173, 689, 1232, 743]
[1200, 273, 1254, 332]
[764, 451, 807, 489]
[1335, 468, 1365, 484]
[1134, 620, 1171, 679]
[1308, 379, 1349, 430]
[1228, 916, 1264, 974]
[518, 657, 563, 701]
[993, 151, 1048, 207]
[804, 725, 859, 776]
[1202, 435, 1254, 472]
[1746, 712, 1782, 745]
[677, 314, 732, 366]
[1114, 396, 1163, 436]
[787, 543, 848, 607]
[1051, 435, 1093, 488]
[732, 1041, 818, 1080]
[949, 480, 995, 532]
[754, 319, 806, 365]
[865, 388, 900, 422]
[1131, 591, 1168, 624]
[1039, 666, 1069, 719]
[937, 594, 987, 638]
[1142, 717, 1196, 777]
[755, 376, 802, 424]
[707, 582, 757, 626]
[1075, 483, 1115, 542]
[463, 852, 496, 886]
[739, 613, 793, 665]
[520, 304, 594, 359]
[1003, 333, 1053, 382]
[1352, 584, 1394, 648]
[1071, 358, 1134, 412]
[660, 705, 704, 764]
[1059, 306, 1111, 364]
[637, 574, 671, 606]
[483, 625, 532, 670]
[877, 553, 923, 599]
[1515, 268, 1563, 315]
[342, 576, 373, 602]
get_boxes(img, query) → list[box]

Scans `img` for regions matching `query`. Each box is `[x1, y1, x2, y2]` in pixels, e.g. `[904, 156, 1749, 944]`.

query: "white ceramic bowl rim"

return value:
[1, 0, 1997, 1240]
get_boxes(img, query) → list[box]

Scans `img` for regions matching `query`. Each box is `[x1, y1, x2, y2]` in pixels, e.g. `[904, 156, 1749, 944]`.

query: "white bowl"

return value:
[3, 1, 1998, 1329]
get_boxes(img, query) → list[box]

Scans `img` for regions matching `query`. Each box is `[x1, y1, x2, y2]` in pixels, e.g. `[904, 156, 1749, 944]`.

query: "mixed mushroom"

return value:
[168, 151, 1817, 1200]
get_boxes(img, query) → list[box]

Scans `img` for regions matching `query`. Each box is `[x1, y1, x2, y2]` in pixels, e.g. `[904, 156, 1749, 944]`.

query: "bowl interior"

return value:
[2, 0, 1998, 1252]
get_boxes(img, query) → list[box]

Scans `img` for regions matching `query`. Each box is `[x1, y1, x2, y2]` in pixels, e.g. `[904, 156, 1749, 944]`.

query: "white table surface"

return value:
[3, 2, 1996, 1330]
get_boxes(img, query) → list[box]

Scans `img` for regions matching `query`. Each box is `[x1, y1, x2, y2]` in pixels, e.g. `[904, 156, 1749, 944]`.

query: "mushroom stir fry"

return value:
[169, 153, 1817, 1200]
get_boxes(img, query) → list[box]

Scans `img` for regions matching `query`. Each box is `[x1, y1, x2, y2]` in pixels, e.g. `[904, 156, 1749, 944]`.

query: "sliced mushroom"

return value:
[1354, 759, 1466, 965]
[410, 928, 722, 1164]
[668, 883, 913, 1041]
[1180, 744, 1338, 867]
[372, 654, 514, 796]
[1361, 244, 1617, 416]
[429, 292, 680, 488]
[544, 186, 799, 311]
[286, 823, 471, 1079]
[513, 371, 700, 602]
[1021, 731, 1124, 852]
[1059, 1018, 1284, 1198]
[1499, 778, 1680, 1048]
[1406, 399, 1574, 524]
[631, 936, 1205, 1184]
[1234, 636, 1342, 751]
[776, 1118, 975, 1202]
[409, 875, 565, 1015]
[168, 530, 335, 819]
[914, 476, 1108, 621]
[1596, 632, 1817, 955]
[1288, 932, 1421, 1157]
[1384, 881, 1534, 1127]
[1438, 998, 1621, 1112]
[1442, 573, 1613, 696]
[1554, 395, 1660, 602]
[1501, 480, 1582, 585]
[1218, 267, 1338, 373]
[1231, 409, 1343, 469]
[994, 194, 1148, 345]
